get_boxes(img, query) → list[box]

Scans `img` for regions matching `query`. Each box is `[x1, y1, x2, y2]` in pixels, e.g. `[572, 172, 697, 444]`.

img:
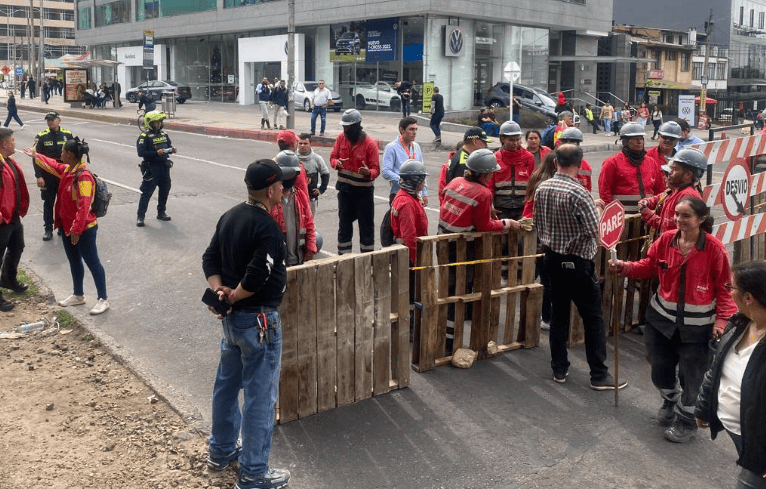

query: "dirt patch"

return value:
[0, 279, 239, 488]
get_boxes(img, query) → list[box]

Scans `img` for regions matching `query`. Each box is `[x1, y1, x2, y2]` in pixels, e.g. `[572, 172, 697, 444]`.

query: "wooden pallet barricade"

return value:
[412, 228, 541, 372]
[277, 246, 410, 424]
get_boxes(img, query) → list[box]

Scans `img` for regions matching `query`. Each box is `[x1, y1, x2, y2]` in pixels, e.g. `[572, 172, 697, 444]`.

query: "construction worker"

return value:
[646, 121, 682, 171]
[391, 159, 429, 266]
[437, 127, 492, 204]
[556, 127, 593, 191]
[598, 122, 665, 214]
[329, 109, 379, 255]
[487, 121, 535, 220]
[270, 150, 317, 265]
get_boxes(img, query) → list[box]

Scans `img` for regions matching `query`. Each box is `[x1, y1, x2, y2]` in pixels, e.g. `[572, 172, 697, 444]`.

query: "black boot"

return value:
[157, 212, 171, 221]
[261, 118, 265, 130]
[266, 119, 271, 130]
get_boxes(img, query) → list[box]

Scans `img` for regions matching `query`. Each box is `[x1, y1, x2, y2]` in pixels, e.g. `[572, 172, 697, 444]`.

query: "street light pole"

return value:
[28, 0, 34, 80]
[37, 0, 43, 83]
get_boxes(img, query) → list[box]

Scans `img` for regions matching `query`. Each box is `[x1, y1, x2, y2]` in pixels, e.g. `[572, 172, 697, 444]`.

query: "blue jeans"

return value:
[603, 118, 611, 134]
[61, 225, 107, 299]
[430, 113, 444, 139]
[401, 97, 410, 117]
[4, 111, 22, 127]
[209, 309, 282, 478]
[311, 106, 327, 134]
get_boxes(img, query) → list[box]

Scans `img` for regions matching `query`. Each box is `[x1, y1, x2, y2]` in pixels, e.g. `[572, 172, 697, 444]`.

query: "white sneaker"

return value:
[19, 124, 24, 130]
[540, 319, 551, 331]
[58, 294, 86, 307]
[89, 298, 110, 315]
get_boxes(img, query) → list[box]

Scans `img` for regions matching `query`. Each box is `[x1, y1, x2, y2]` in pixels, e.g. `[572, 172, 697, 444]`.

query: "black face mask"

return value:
[344, 123, 362, 143]
[283, 177, 296, 191]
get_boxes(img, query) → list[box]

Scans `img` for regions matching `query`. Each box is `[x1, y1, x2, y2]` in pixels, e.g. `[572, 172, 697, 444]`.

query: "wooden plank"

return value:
[372, 252, 392, 396]
[315, 260, 337, 413]
[335, 257, 356, 406]
[354, 254, 374, 401]
[453, 238, 468, 353]
[505, 231, 520, 345]
[436, 240, 450, 355]
[414, 240, 437, 371]
[296, 264, 318, 419]
[488, 233, 504, 345]
[391, 246, 410, 388]
[470, 235, 493, 358]
[278, 269, 300, 423]
[520, 285, 542, 348]
[520, 231, 537, 285]
[622, 217, 641, 333]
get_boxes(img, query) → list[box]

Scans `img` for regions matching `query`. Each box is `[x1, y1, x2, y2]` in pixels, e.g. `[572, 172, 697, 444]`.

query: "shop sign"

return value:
[678, 94, 695, 127]
[330, 21, 366, 63]
[444, 27, 465, 57]
[421, 82, 434, 114]
[648, 69, 664, 79]
[365, 18, 399, 63]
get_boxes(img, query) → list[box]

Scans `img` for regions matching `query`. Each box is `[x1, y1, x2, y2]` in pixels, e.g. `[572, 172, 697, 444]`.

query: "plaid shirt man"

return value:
[534, 173, 599, 260]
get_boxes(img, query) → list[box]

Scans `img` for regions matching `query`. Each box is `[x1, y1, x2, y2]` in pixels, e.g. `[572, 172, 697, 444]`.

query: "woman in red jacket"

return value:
[609, 196, 736, 443]
[25, 139, 109, 315]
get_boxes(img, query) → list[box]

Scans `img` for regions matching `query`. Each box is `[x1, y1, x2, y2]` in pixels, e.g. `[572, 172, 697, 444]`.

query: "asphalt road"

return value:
[16, 113, 739, 489]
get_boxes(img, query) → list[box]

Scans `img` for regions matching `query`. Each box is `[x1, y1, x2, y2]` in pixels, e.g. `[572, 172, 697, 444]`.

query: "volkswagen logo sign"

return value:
[449, 29, 464, 55]
[284, 41, 289, 55]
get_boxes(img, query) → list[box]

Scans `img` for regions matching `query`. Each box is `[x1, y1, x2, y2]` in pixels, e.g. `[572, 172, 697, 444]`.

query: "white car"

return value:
[291, 81, 343, 112]
[352, 81, 401, 111]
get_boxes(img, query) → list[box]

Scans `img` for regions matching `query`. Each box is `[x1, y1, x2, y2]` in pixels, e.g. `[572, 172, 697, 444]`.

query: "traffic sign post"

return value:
[720, 157, 751, 221]
[598, 200, 625, 405]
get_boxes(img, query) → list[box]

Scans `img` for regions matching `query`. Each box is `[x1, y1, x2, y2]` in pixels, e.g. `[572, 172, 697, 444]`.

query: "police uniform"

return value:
[136, 127, 173, 221]
[34, 126, 73, 236]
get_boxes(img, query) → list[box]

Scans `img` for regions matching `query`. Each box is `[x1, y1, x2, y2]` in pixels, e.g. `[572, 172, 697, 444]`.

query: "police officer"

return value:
[34, 110, 73, 241]
[136, 110, 176, 227]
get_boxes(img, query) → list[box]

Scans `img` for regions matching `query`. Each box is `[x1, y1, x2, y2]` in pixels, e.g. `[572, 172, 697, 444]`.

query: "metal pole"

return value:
[699, 9, 713, 119]
[38, 0, 43, 83]
[28, 0, 34, 80]
[286, 0, 295, 129]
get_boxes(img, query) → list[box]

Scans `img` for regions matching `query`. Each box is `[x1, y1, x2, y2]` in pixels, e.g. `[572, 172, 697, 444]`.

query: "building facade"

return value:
[74, 0, 612, 111]
[1, 0, 82, 77]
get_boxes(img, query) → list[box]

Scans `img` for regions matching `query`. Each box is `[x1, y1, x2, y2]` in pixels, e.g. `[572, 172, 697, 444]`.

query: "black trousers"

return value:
[0, 219, 24, 288]
[544, 249, 608, 381]
[40, 178, 59, 232]
[535, 256, 552, 323]
[644, 311, 709, 424]
[337, 187, 374, 254]
[137, 162, 171, 217]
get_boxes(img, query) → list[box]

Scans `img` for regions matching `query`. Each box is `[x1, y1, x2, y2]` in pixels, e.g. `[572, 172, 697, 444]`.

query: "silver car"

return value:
[292, 81, 343, 112]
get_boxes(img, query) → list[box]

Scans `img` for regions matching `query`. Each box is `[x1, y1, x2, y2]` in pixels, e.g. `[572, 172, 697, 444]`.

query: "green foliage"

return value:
[56, 310, 77, 329]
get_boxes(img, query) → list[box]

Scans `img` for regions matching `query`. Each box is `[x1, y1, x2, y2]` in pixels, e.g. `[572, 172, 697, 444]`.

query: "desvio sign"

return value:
[599, 200, 625, 251]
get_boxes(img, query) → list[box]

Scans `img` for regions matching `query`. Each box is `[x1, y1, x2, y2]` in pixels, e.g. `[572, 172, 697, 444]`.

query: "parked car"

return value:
[291, 81, 343, 112]
[483, 82, 557, 124]
[719, 107, 733, 123]
[126, 80, 192, 104]
[335, 32, 361, 55]
[352, 81, 401, 111]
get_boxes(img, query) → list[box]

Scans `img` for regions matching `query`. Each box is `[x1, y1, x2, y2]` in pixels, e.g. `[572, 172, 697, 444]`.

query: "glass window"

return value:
[653, 49, 661, 70]
[740, 6, 744, 25]
[681, 52, 690, 71]
[161, 0, 216, 17]
[95, 1, 130, 27]
[751, 9, 755, 27]
[136, 0, 160, 20]
[224, 0, 281, 7]
[77, 7, 91, 30]
[692, 62, 703, 79]
[706, 62, 715, 80]
[717, 62, 727, 79]
[666, 50, 676, 61]
[760, 12, 764, 29]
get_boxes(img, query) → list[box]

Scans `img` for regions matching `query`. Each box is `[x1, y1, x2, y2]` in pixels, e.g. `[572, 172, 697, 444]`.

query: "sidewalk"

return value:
[0, 92, 621, 154]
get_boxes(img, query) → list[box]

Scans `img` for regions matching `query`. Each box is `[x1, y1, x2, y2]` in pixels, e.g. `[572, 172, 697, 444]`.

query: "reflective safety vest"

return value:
[488, 147, 535, 213]
[438, 177, 505, 234]
[598, 151, 665, 213]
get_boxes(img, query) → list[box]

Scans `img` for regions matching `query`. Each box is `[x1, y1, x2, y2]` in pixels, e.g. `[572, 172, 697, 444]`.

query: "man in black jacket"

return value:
[34, 111, 73, 241]
[202, 159, 294, 489]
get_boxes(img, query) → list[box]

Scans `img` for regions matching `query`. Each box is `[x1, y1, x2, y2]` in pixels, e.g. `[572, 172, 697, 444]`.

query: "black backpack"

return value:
[75, 169, 112, 218]
[380, 208, 395, 247]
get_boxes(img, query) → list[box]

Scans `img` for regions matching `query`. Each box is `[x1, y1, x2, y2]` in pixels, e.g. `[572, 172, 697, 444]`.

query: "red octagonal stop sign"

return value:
[599, 200, 625, 250]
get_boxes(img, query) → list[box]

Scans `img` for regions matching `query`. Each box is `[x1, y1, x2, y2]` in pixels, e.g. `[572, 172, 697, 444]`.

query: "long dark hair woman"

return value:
[25, 138, 109, 315]
[609, 196, 736, 443]
[695, 261, 766, 488]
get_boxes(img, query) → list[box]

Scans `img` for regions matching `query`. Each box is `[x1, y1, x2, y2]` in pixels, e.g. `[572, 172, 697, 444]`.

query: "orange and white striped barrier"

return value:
[692, 134, 766, 166]
[713, 212, 766, 245]
[703, 170, 766, 207]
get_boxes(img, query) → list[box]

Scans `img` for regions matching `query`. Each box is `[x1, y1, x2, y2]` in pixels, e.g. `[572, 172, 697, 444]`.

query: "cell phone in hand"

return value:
[202, 288, 230, 317]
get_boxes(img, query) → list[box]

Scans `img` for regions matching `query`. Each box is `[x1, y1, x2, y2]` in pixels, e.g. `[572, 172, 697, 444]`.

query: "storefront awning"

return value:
[549, 56, 655, 63]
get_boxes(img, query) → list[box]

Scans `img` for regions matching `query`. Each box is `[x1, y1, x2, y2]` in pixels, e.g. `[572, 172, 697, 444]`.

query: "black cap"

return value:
[44, 110, 60, 121]
[463, 127, 492, 143]
[245, 160, 297, 191]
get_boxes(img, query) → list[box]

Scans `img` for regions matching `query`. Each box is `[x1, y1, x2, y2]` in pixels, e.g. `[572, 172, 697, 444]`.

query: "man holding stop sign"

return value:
[534, 144, 627, 390]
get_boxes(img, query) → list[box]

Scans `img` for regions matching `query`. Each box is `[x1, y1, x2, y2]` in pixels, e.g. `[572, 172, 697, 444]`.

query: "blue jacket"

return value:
[257, 83, 271, 102]
[7, 97, 16, 114]
[271, 87, 288, 107]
